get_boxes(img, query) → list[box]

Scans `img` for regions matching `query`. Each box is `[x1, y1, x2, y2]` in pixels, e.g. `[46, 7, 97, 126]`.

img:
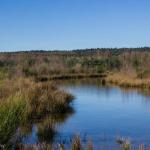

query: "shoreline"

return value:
[106, 74, 150, 89]
[35, 73, 107, 81]
[35, 73, 150, 90]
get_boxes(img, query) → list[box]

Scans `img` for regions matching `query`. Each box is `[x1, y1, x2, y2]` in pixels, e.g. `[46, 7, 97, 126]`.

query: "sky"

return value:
[0, 0, 150, 51]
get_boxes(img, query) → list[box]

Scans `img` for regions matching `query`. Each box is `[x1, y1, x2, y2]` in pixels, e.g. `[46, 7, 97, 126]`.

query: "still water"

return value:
[20, 79, 150, 149]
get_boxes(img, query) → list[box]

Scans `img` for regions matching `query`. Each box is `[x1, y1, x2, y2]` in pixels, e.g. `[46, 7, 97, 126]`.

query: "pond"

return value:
[19, 79, 150, 149]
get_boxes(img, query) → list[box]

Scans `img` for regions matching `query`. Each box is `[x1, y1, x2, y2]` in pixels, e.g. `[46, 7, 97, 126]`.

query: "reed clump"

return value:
[87, 139, 93, 150]
[122, 140, 131, 150]
[26, 81, 74, 118]
[71, 135, 82, 150]
[116, 137, 132, 150]
[0, 78, 73, 145]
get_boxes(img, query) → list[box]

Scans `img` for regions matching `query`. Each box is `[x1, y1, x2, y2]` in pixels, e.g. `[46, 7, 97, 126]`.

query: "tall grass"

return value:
[0, 93, 26, 144]
[26, 81, 74, 118]
[106, 73, 150, 89]
[15, 136, 146, 150]
[87, 139, 93, 150]
[71, 135, 82, 150]
[0, 78, 74, 146]
[122, 140, 131, 150]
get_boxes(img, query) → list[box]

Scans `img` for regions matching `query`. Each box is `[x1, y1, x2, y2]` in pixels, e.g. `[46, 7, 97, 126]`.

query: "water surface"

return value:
[20, 79, 150, 148]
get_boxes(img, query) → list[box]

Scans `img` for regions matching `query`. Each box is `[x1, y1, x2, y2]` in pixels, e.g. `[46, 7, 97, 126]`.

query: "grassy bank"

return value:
[106, 73, 150, 89]
[0, 78, 73, 146]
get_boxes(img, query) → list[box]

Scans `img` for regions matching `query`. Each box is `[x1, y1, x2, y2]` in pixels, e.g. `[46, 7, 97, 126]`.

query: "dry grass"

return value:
[14, 137, 146, 150]
[87, 139, 93, 150]
[106, 73, 150, 89]
[71, 135, 82, 150]
[26, 81, 73, 118]
[0, 78, 74, 145]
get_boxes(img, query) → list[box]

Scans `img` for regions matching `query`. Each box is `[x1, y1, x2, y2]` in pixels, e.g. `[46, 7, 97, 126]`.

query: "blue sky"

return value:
[0, 0, 150, 51]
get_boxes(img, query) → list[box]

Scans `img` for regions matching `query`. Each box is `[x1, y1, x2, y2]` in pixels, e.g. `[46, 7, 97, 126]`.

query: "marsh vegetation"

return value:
[0, 78, 73, 148]
[0, 48, 150, 149]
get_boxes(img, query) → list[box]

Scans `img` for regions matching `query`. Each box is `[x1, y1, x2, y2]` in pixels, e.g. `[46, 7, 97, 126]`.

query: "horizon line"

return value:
[0, 46, 150, 53]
